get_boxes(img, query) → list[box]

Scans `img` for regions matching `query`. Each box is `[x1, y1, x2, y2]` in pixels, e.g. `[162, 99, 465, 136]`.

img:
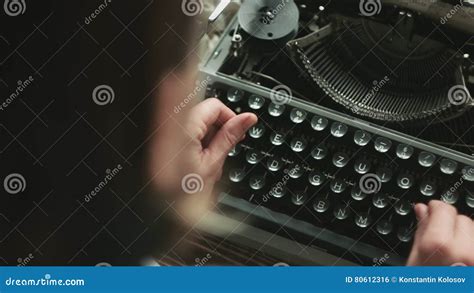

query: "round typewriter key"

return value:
[334, 205, 350, 220]
[270, 132, 285, 146]
[372, 193, 389, 209]
[441, 190, 459, 205]
[397, 173, 414, 189]
[418, 151, 436, 168]
[311, 145, 328, 160]
[290, 137, 307, 152]
[351, 187, 368, 201]
[354, 158, 371, 174]
[270, 185, 287, 198]
[227, 88, 244, 102]
[228, 144, 242, 157]
[311, 116, 328, 131]
[374, 137, 392, 153]
[376, 220, 393, 235]
[354, 130, 371, 146]
[246, 150, 262, 164]
[292, 192, 307, 206]
[313, 197, 330, 213]
[396, 144, 414, 160]
[397, 226, 414, 243]
[355, 213, 371, 228]
[267, 157, 284, 172]
[332, 152, 350, 168]
[248, 123, 265, 139]
[249, 174, 265, 190]
[229, 169, 246, 183]
[308, 170, 325, 186]
[375, 167, 393, 183]
[419, 180, 437, 197]
[466, 192, 474, 208]
[290, 108, 307, 124]
[330, 122, 348, 138]
[439, 159, 458, 175]
[248, 95, 265, 110]
[462, 166, 474, 182]
[330, 178, 347, 194]
[268, 103, 285, 117]
[395, 200, 412, 216]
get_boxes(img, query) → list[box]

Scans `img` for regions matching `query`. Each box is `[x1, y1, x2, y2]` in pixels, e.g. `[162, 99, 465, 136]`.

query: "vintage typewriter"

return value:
[197, 0, 474, 265]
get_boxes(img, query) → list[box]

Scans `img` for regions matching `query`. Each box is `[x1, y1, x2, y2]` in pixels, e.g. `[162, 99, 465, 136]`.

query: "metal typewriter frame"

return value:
[197, 16, 474, 266]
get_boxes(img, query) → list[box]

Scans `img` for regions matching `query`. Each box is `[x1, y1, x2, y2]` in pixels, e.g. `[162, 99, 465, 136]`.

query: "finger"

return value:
[203, 113, 258, 168]
[412, 203, 430, 245]
[423, 200, 457, 246]
[454, 215, 473, 242]
[415, 203, 429, 222]
[189, 98, 236, 140]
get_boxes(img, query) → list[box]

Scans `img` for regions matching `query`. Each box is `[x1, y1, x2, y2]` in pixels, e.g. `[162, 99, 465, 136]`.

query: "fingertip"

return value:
[243, 113, 258, 126]
[415, 203, 429, 221]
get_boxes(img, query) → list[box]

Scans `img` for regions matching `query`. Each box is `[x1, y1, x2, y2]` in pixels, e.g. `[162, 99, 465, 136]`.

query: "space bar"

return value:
[218, 193, 406, 266]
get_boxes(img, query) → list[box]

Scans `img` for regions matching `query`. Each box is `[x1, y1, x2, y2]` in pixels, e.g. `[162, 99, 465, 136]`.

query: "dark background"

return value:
[0, 0, 193, 265]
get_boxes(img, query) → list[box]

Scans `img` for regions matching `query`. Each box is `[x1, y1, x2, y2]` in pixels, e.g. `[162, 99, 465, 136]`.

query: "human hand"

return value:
[150, 87, 257, 221]
[407, 200, 474, 266]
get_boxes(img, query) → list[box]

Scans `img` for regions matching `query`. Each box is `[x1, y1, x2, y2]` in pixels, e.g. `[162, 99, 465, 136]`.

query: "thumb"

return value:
[204, 113, 257, 169]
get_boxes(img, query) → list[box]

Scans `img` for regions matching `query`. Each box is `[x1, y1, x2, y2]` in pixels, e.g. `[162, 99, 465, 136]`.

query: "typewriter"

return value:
[197, 0, 474, 265]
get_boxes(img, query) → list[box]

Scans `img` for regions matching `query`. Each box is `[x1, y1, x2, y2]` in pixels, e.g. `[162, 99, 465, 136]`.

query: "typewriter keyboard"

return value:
[208, 82, 474, 262]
